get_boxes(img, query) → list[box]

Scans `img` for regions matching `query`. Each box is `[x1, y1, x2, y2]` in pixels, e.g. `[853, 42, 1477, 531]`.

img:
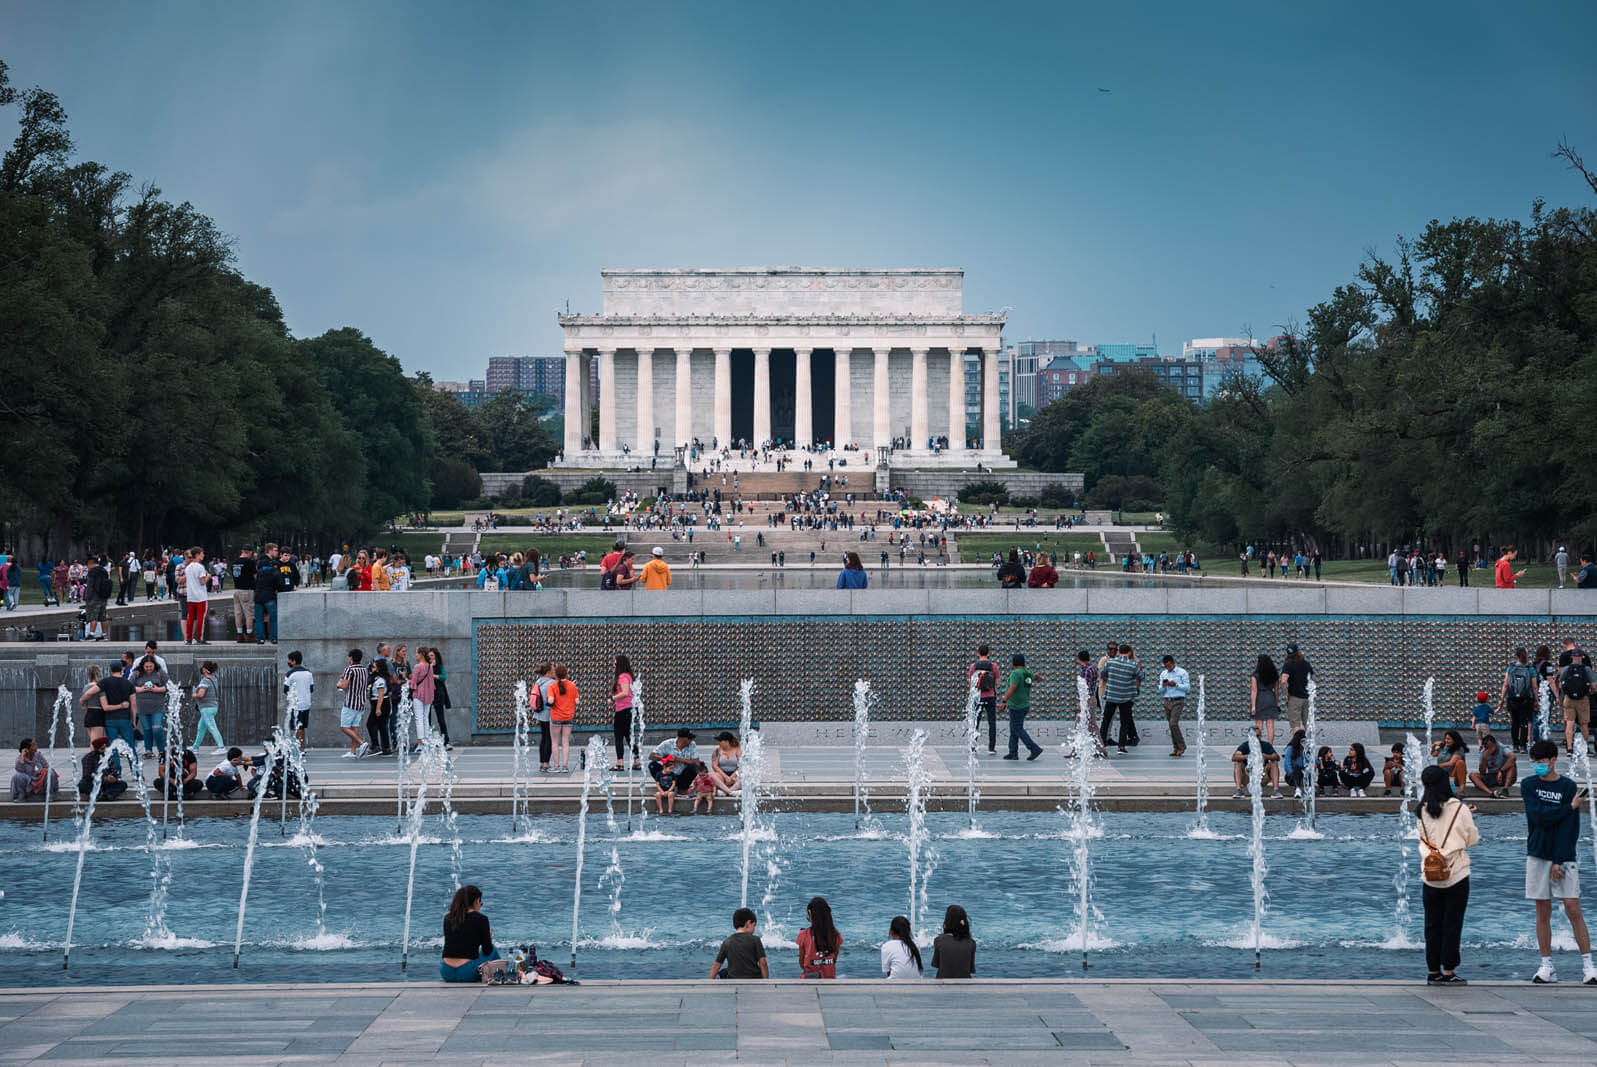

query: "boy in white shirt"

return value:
[283, 651, 315, 749]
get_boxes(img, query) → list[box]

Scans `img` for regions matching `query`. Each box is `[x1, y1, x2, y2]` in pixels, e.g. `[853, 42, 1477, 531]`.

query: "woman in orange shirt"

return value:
[549, 664, 579, 773]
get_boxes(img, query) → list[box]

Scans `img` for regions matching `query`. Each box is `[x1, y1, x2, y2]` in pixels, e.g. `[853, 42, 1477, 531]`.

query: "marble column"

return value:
[872, 347, 891, 452]
[713, 347, 732, 449]
[793, 348, 812, 449]
[635, 347, 655, 452]
[981, 347, 1000, 451]
[579, 353, 593, 448]
[947, 348, 965, 450]
[598, 348, 617, 451]
[834, 347, 851, 448]
[910, 348, 929, 450]
[752, 346, 772, 446]
[675, 347, 692, 448]
[563, 349, 583, 457]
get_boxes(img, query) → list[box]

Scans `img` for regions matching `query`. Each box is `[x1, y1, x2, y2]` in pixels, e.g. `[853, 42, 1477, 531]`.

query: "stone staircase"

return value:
[443, 530, 480, 559]
[1101, 530, 1139, 563]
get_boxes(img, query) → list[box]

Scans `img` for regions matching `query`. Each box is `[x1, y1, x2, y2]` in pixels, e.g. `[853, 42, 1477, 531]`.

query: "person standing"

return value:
[1521, 740, 1597, 984]
[1158, 654, 1190, 757]
[1555, 546, 1570, 588]
[533, 661, 555, 772]
[409, 646, 434, 747]
[183, 547, 209, 645]
[1555, 652, 1593, 754]
[366, 659, 393, 757]
[609, 655, 638, 771]
[336, 649, 371, 759]
[1100, 644, 1143, 754]
[1495, 545, 1527, 589]
[967, 645, 999, 754]
[639, 547, 672, 590]
[1416, 763, 1479, 984]
[283, 651, 314, 750]
[1577, 551, 1597, 588]
[230, 545, 256, 643]
[1501, 647, 1538, 753]
[82, 555, 111, 641]
[997, 654, 1044, 761]
[549, 664, 578, 773]
[835, 551, 868, 589]
[427, 647, 453, 751]
[1251, 654, 1283, 745]
[1281, 644, 1314, 735]
[253, 543, 285, 644]
[131, 656, 168, 760]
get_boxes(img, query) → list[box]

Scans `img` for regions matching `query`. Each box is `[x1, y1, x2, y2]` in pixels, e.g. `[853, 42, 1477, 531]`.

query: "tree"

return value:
[472, 388, 558, 471]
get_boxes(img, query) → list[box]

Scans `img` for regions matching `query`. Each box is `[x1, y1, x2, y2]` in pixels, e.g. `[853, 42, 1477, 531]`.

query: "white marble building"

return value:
[555, 267, 1014, 469]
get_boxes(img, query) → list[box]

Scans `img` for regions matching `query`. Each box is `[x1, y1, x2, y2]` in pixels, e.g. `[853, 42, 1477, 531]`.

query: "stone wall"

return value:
[277, 585, 1597, 744]
[488, 468, 1086, 501]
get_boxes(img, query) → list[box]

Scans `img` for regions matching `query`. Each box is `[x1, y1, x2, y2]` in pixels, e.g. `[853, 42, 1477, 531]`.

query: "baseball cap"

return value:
[652, 546, 663, 556]
[1476, 692, 1490, 702]
[1285, 643, 1300, 656]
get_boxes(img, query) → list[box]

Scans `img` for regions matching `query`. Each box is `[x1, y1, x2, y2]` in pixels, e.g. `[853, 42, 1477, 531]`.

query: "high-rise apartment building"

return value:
[486, 355, 567, 402]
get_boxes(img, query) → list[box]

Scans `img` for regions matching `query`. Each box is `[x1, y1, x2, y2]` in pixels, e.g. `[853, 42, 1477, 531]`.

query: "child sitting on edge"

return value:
[1315, 746, 1340, 796]
[691, 769, 717, 814]
[1471, 691, 1494, 742]
[1383, 743, 1406, 796]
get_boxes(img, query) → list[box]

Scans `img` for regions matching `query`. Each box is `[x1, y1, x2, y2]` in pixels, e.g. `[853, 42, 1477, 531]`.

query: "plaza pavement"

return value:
[3, 978, 1595, 1065]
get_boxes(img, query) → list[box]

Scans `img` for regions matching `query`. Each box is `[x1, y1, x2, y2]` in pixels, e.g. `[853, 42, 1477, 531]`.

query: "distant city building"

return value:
[1090, 355, 1204, 403]
[486, 355, 567, 402]
[1035, 356, 1090, 407]
[434, 378, 490, 408]
[1007, 340, 1086, 423]
[1182, 337, 1275, 400]
[1181, 337, 1252, 360]
[1094, 342, 1160, 363]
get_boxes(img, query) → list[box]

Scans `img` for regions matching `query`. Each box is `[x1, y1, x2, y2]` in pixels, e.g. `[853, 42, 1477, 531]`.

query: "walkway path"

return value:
[2, 979, 1593, 1064]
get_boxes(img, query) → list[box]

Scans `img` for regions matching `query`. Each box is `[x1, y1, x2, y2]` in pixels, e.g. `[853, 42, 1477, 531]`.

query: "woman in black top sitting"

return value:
[441, 884, 499, 982]
[1338, 742, 1376, 797]
[931, 904, 976, 979]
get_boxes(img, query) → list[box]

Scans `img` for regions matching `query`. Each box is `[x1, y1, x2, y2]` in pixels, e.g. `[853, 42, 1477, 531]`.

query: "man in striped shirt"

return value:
[1100, 644, 1144, 754]
[336, 649, 371, 759]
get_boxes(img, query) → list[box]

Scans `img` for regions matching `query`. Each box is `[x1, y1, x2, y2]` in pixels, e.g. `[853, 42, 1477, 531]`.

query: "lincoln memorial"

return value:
[554, 267, 1014, 469]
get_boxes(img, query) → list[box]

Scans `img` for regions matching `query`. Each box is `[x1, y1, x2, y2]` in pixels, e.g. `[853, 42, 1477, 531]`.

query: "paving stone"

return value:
[827, 1033, 892, 1050]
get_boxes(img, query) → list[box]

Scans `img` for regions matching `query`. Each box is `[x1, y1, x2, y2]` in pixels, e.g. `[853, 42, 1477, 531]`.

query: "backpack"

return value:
[530, 683, 544, 714]
[94, 569, 112, 600]
[1564, 665, 1591, 701]
[1419, 803, 1462, 882]
[1507, 664, 1535, 704]
[974, 659, 996, 694]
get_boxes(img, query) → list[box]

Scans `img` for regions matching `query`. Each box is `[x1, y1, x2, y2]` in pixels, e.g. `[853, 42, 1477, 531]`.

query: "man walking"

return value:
[83, 556, 111, 641]
[997, 654, 1044, 761]
[335, 649, 370, 759]
[967, 645, 1000, 754]
[1555, 546, 1570, 588]
[1555, 649, 1592, 753]
[283, 650, 314, 750]
[1100, 644, 1143, 754]
[1159, 655, 1190, 757]
[231, 545, 256, 642]
[639, 547, 672, 590]
[1281, 644, 1314, 734]
[1521, 740, 1597, 984]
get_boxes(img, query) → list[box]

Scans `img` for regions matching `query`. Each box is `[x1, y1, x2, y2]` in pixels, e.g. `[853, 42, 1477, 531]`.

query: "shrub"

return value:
[958, 479, 1011, 507]
[522, 475, 563, 507]
[1037, 483, 1076, 509]
[562, 476, 617, 506]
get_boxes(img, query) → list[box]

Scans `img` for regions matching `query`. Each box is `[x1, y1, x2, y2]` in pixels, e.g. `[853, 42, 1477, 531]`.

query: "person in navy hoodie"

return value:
[1521, 740, 1596, 985]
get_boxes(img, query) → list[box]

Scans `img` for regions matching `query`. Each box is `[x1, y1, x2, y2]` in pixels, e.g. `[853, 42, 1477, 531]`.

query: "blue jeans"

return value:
[440, 948, 499, 982]
[253, 599, 278, 642]
[1007, 707, 1041, 757]
[137, 711, 166, 756]
[38, 576, 54, 603]
[103, 719, 135, 774]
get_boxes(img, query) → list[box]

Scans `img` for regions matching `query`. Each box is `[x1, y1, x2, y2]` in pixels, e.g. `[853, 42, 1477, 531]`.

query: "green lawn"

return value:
[478, 534, 622, 560]
[953, 532, 1106, 560]
[1316, 559, 1566, 588]
[1136, 532, 1223, 561]
[384, 532, 447, 560]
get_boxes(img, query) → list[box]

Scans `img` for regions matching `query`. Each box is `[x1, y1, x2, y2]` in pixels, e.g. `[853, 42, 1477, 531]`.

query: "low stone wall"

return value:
[0, 647, 279, 753]
[890, 470, 1084, 501]
[277, 585, 1597, 745]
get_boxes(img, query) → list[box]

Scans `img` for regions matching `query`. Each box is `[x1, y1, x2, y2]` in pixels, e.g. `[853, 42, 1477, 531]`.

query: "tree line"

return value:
[1010, 151, 1597, 559]
[0, 61, 555, 556]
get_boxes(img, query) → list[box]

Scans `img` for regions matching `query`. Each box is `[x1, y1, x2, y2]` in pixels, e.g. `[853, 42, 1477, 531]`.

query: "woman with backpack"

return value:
[1416, 763, 1479, 984]
[1501, 647, 1538, 753]
[532, 662, 554, 772]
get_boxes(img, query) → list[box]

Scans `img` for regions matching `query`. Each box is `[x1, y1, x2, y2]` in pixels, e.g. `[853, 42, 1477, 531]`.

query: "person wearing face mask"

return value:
[1521, 740, 1596, 985]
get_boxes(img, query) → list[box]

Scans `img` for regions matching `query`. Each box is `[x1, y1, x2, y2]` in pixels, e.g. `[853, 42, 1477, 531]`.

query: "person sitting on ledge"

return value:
[441, 884, 500, 982]
[10, 741, 58, 798]
[710, 907, 768, 979]
[77, 737, 126, 802]
[1468, 733, 1517, 798]
[205, 747, 257, 799]
[1383, 743, 1407, 796]
[1282, 729, 1309, 798]
[1339, 743, 1376, 797]
[11, 738, 58, 801]
[157, 746, 203, 800]
[649, 729, 702, 814]
[1432, 730, 1470, 791]
[1231, 727, 1282, 799]
[1315, 746, 1341, 796]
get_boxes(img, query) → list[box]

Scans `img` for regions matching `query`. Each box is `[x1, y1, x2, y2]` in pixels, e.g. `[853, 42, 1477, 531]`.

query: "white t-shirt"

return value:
[184, 561, 209, 602]
[880, 939, 920, 979]
[283, 667, 314, 710]
[211, 758, 241, 779]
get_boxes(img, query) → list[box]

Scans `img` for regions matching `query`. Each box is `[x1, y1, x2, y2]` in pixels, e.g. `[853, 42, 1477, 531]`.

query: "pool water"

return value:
[0, 809, 1586, 986]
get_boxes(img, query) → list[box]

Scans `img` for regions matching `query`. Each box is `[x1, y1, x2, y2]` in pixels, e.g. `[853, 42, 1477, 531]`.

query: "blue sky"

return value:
[5, 1, 1595, 379]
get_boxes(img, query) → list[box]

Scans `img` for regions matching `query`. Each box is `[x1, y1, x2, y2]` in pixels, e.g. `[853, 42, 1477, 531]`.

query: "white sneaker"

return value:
[211, 747, 227, 755]
[1583, 963, 1597, 986]
[341, 751, 358, 760]
[1293, 787, 1302, 799]
[356, 741, 370, 759]
[1532, 963, 1558, 984]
